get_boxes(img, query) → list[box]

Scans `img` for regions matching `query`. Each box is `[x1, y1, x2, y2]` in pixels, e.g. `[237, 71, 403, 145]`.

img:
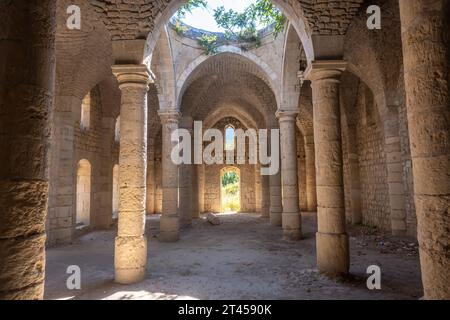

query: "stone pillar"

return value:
[158, 110, 181, 242]
[261, 173, 270, 218]
[112, 65, 150, 284]
[146, 137, 156, 214]
[192, 165, 200, 219]
[304, 135, 317, 212]
[255, 164, 262, 213]
[277, 111, 302, 240]
[0, 0, 56, 300]
[297, 132, 308, 212]
[399, 0, 450, 299]
[306, 60, 349, 276]
[198, 164, 205, 214]
[269, 170, 283, 226]
[179, 119, 193, 227]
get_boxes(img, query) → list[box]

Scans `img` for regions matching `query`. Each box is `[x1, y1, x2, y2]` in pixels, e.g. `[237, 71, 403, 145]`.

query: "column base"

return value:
[114, 235, 147, 284]
[283, 229, 302, 241]
[180, 217, 192, 229]
[282, 212, 302, 240]
[159, 215, 180, 242]
[316, 232, 349, 276]
[269, 210, 282, 226]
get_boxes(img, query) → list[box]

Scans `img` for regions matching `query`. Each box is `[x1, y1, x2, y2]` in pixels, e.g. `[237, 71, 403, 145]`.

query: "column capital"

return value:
[305, 60, 347, 82]
[276, 110, 298, 122]
[112, 64, 154, 90]
[158, 110, 181, 123]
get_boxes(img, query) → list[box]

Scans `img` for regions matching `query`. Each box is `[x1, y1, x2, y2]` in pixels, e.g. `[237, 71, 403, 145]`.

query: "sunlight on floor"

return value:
[102, 290, 199, 300]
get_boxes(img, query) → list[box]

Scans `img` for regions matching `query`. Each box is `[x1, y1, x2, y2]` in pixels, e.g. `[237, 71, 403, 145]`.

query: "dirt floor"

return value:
[44, 212, 423, 300]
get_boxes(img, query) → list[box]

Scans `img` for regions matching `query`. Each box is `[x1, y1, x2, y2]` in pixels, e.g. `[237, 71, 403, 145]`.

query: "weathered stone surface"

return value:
[207, 213, 221, 226]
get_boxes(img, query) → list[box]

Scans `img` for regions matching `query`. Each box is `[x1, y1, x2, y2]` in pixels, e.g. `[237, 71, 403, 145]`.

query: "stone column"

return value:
[277, 111, 302, 240]
[261, 173, 270, 218]
[0, 0, 56, 300]
[158, 110, 181, 242]
[112, 65, 150, 284]
[306, 60, 349, 276]
[304, 135, 317, 212]
[399, 0, 450, 299]
[269, 169, 283, 226]
[192, 165, 200, 219]
[179, 118, 193, 227]
[255, 164, 262, 213]
[146, 137, 156, 214]
[198, 164, 205, 214]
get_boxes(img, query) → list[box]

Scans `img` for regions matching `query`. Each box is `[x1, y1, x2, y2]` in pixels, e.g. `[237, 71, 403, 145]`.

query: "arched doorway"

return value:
[76, 159, 91, 227]
[112, 164, 119, 220]
[220, 166, 241, 213]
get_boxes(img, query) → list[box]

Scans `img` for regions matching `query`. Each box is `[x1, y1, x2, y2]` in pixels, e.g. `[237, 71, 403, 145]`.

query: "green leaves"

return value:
[178, 0, 286, 55]
[213, 0, 285, 40]
[222, 171, 239, 187]
[177, 0, 207, 19]
[197, 34, 219, 55]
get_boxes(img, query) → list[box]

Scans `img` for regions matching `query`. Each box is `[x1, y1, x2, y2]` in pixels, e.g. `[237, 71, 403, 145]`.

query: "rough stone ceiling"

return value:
[56, 0, 113, 98]
[181, 56, 277, 128]
[88, 0, 364, 41]
[182, 77, 273, 126]
[180, 53, 276, 100]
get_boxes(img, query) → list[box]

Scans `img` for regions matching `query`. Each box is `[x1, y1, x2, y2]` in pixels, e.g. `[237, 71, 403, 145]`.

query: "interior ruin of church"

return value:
[0, 0, 449, 300]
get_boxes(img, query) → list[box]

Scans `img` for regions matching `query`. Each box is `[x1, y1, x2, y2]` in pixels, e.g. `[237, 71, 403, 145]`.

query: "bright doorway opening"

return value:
[220, 166, 241, 213]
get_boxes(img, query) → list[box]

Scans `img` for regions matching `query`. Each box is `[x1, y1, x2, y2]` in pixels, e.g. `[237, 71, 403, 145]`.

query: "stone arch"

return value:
[142, 0, 315, 65]
[179, 53, 279, 131]
[203, 105, 259, 131]
[177, 48, 280, 107]
[56, 0, 113, 100]
[151, 26, 177, 110]
[177, 51, 280, 109]
[343, 1, 410, 235]
[281, 23, 303, 111]
[76, 159, 92, 227]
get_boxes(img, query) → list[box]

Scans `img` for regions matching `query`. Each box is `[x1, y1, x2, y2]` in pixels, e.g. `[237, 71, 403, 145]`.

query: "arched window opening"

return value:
[76, 159, 91, 227]
[225, 125, 235, 151]
[220, 167, 241, 213]
[114, 116, 120, 143]
[81, 93, 91, 131]
[112, 164, 119, 220]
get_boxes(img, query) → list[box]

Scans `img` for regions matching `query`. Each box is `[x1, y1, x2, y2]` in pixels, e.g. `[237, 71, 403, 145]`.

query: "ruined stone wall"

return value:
[356, 98, 391, 230]
[398, 75, 416, 237]
[296, 128, 307, 211]
[47, 86, 114, 245]
[88, 0, 363, 41]
[154, 131, 163, 215]
[342, 0, 416, 236]
[341, 115, 353, 224]
[341, 81, 391, 231]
